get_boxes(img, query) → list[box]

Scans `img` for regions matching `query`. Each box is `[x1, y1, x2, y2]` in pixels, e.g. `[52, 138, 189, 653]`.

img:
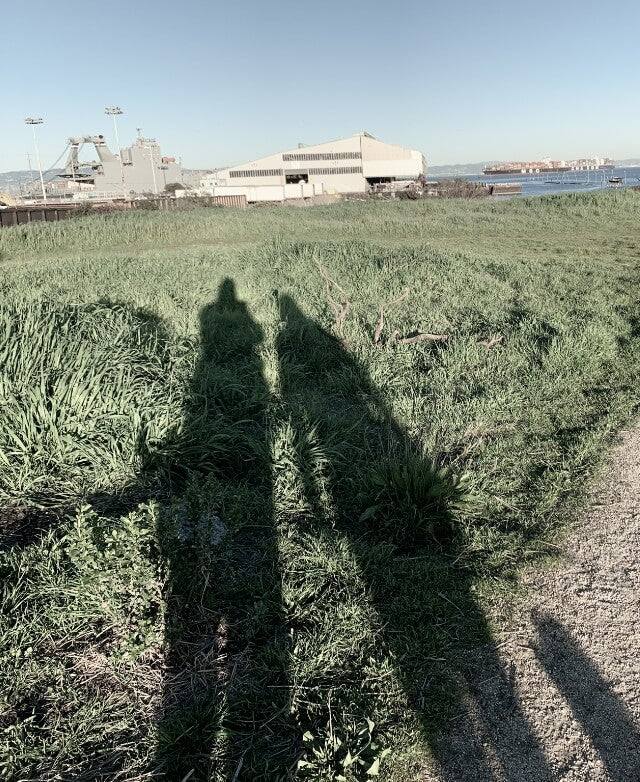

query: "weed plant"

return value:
[0, 192, 639, 780]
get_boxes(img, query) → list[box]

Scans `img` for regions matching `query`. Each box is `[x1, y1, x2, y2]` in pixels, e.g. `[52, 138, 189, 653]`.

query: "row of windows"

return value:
[282, 151, 362, 162]
[227, 166, 363, 179]
[229, 168, 282, 178]
[309, 166, 363, 176]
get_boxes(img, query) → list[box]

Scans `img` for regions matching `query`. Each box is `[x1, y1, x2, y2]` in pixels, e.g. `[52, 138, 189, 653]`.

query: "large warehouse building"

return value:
[199, 132, 426, 202]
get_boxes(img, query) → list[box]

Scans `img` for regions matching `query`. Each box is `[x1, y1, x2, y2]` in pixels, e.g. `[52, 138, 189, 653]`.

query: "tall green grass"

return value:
[0, 192, 639, 780]
[0, 300, 186, 504]
[1, 189, 638, 259]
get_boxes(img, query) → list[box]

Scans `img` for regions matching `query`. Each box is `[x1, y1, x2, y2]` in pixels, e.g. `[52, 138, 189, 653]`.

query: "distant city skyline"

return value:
[3, 0, 639, 173]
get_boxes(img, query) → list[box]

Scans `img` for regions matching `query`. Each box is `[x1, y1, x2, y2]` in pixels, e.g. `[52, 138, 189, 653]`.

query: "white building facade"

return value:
[200, 132, 426, 201]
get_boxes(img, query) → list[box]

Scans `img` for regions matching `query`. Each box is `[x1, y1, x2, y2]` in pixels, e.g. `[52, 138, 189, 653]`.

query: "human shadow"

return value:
[274, 293, 554, 780]
[534, 612, 640, 781]
[154, 279, 294, 780]
[433, 642, 554, 782]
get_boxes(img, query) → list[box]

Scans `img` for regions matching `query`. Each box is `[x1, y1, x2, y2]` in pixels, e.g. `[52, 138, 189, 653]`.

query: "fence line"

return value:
[0, 195, 247, 228]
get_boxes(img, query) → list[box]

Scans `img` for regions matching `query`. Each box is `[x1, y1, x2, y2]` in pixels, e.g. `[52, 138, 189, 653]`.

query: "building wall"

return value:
[306, 171, 365, 193]
[92, 139, 181, 195]
[361, 136, 426, 179]
[195, 183, 322, 202]
[362, 156, 424, 179]
[91, 160, 123, 193]
[202, 133, 426, 196]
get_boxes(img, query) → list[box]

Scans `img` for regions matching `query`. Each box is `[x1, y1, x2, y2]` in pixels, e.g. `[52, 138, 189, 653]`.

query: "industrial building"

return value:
[58, 134, 182, 198]
[199, 132, 426, 202]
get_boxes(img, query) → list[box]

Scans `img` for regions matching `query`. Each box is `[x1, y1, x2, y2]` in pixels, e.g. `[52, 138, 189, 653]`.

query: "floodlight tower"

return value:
[105, 106, 128, 201]
[24, 117, 47, 203]
[148, 144, 159, 195]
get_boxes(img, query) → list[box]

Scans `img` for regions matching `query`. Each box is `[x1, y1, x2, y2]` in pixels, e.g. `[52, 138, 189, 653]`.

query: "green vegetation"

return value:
[1, 192, 639, 780]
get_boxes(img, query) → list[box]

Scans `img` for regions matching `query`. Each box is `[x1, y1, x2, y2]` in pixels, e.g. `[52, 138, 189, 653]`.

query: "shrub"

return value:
[358, 454, 473, 548]
[435, 178, 487, 198]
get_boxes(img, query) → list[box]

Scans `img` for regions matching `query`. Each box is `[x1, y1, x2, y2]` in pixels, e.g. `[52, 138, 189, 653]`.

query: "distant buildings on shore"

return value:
[5, 127, 631, 205]
[12, 131, 426, 205]
[11, 133, 182, 203]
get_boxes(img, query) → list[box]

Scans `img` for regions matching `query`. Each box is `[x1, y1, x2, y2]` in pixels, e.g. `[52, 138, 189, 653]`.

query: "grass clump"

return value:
[0, 299, 183, 505]
[358, 455, 473, 548]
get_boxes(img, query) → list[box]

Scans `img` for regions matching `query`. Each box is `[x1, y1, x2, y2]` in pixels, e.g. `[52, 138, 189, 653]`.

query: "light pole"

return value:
[105, 106, 128, 201]
[25, 118, 47, 203]
[26, 152, 35, 195]
[147, 143, 158, 195]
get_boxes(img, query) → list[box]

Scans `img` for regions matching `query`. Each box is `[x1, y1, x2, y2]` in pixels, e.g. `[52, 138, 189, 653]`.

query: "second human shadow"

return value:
[274, 293, 554, 779]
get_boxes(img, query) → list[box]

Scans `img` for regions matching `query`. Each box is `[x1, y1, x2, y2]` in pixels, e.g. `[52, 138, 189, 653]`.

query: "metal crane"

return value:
[59, 135, 118, 182]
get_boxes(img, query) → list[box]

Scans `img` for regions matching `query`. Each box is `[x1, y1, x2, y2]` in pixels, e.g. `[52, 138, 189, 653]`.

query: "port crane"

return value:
[59, 135, 118, 183]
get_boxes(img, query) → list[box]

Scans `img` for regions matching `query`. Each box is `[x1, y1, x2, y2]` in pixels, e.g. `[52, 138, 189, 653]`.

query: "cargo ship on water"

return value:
[483, 157, 615, 175]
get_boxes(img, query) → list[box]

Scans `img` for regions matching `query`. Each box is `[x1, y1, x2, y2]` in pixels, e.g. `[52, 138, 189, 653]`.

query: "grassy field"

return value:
[1, 192, 639, 780]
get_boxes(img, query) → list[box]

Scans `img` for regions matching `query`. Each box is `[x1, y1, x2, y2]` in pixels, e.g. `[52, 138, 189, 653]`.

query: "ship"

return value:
[483, 157, 615, 176]
[483, 162, 571, 175]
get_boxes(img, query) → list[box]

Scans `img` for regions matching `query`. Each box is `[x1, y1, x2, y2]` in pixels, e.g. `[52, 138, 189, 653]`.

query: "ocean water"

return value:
[467, 167, 640, 197]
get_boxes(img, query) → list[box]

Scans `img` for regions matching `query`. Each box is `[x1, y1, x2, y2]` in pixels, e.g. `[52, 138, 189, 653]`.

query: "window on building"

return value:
[229, 169, 283, 178]
[308, 166, 363, 176]
[282, 151, 362, 162]
[285, 173, 309, 184]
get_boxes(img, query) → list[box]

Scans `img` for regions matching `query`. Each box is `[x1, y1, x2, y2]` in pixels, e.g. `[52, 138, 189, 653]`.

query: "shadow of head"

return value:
[199, 278, 264, 363]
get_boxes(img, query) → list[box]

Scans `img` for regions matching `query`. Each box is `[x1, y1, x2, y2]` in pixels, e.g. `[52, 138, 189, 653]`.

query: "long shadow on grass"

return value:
[154, 279, 295, 780]
[275, 294, 554, 780]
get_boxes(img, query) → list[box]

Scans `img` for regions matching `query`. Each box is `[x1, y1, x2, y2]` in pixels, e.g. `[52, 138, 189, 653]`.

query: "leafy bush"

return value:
[62, 503, 165, 658]
[298, 717, 390, 780]
[434, 178, 487, 198]
[164, 182, 185, 194]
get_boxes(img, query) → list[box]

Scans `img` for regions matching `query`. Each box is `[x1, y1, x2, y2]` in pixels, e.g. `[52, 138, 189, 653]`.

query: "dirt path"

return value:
[428, 428, 640, 782]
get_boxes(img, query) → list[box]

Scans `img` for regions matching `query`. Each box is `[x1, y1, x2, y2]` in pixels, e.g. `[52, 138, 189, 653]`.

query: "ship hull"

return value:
[483, 167, 571, 175]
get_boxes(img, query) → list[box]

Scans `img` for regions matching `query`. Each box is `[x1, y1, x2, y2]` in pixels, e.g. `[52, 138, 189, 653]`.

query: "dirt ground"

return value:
[427, 428, 640, 782]
[0, 503, 63, 552]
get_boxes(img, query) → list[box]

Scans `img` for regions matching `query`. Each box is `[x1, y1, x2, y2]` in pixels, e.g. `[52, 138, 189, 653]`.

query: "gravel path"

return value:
[429, 428, 640, 782]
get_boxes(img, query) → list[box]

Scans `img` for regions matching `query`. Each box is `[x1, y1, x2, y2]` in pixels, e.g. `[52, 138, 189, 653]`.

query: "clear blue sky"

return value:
[3, 0, 639, 172]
